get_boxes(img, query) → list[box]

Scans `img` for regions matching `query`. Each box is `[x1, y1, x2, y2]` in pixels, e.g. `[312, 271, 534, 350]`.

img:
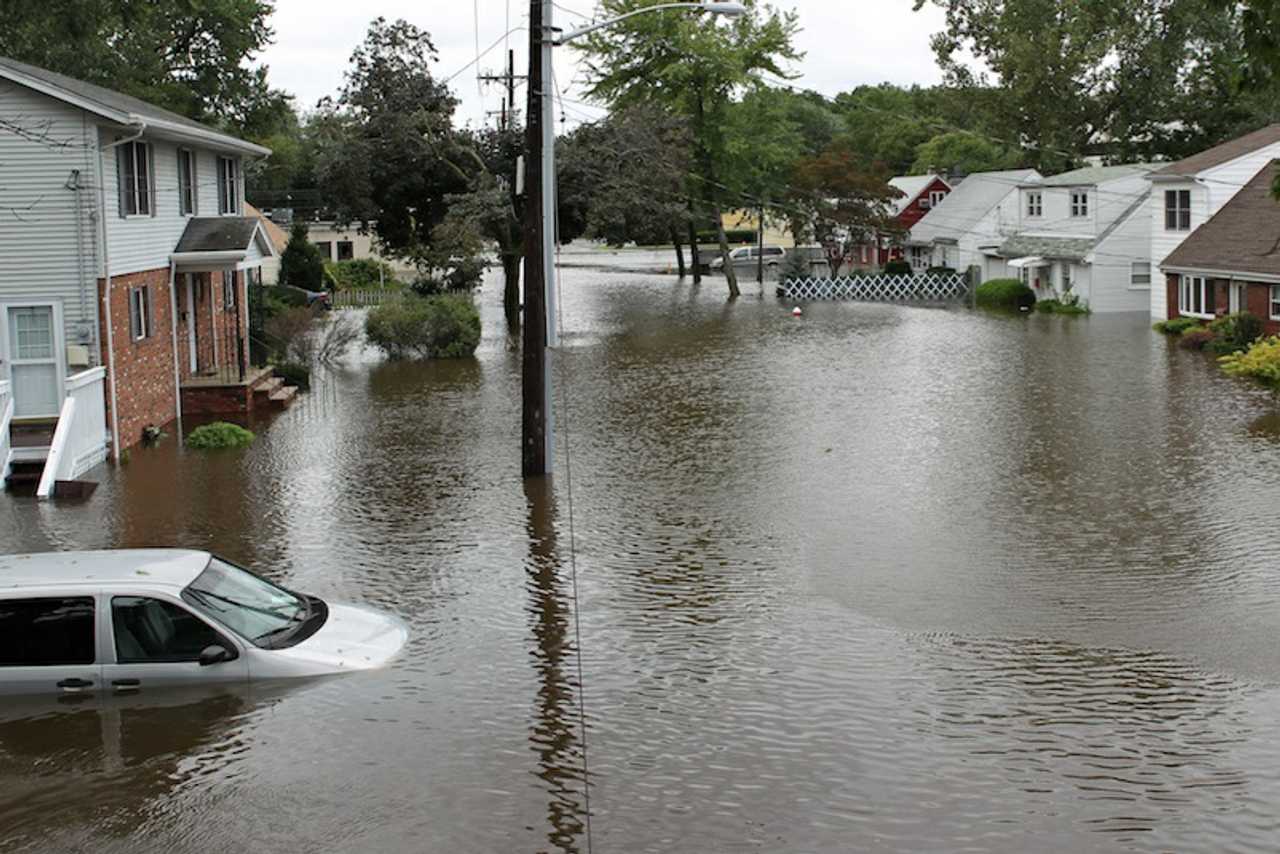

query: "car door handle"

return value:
[111, 679, 141, 692]
[57, 678, 94, 692]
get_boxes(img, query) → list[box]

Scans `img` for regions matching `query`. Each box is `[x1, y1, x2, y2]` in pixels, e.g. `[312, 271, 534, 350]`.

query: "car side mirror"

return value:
[199, 645, 233, 667]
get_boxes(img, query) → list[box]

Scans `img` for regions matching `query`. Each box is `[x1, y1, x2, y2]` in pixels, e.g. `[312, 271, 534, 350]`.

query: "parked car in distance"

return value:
[0, 550, 409, 698]
[710, 245, 787, 270]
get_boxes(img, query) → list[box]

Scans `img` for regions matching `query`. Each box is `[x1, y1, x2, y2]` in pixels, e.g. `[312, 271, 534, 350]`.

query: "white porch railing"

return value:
[37, 367, 108, 500]
[0, 379, 11, 482]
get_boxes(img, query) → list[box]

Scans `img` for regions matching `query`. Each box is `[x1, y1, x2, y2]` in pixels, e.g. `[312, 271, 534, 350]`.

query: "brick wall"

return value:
[98, 268, 177, 455]
[1165, 273, 1179, 320]
[1245, 282, 1280, 335]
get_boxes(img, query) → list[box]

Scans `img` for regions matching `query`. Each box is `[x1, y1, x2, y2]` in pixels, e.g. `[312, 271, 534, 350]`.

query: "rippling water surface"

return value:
[4, 265, 1280, 852]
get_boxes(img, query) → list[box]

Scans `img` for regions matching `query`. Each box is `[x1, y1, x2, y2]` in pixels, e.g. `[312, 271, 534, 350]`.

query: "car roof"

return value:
[0, 550, 211, 592]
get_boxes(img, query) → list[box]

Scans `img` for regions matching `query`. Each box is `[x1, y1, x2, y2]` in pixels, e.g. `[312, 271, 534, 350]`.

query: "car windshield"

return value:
[182, 558, 309, 648]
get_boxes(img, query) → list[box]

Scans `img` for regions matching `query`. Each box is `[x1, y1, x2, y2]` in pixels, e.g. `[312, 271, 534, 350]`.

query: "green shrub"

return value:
[884, 260, 913, 276]
[975, 278, 1036, 310]
[410, 257, 486, 296]
[780, 250, 813, 283]
[1154, 316, 1201, 335]
[274, 361, 311, 391]
[695, 229, 757, 245]
[326, 259, 402, 291]
[1220, 336, 1280, 388]
[1207, 312, 1264, 354]
[365, 294, 481, 360]
[1036, 295, 1091, 316]
[278, 222, 327, 291]
[187, 422, 255, 450]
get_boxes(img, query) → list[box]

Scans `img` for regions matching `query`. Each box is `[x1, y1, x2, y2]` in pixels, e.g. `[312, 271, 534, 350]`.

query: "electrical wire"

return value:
[444, 26, 529, 84]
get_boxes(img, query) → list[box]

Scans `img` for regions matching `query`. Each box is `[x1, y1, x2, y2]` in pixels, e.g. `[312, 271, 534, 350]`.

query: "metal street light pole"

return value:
[522, 0, 746, 478]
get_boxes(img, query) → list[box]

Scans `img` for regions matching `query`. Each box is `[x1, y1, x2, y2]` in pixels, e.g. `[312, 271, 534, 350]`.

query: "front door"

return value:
[1229, 282, 1246, 314]
[1, 303, 62, 419]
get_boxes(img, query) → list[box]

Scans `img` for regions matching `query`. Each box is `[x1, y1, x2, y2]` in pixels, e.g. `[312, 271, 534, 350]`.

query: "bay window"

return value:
[1271, 285, 1280, 321]
[1179, 275, 1214, 318]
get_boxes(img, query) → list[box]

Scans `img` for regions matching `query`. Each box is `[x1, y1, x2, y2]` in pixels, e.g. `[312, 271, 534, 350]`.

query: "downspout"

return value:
[97, 119, 147, 460]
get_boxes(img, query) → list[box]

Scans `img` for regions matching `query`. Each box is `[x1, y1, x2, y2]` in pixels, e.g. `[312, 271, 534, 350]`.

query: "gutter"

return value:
[95, 119, 146, 460]
[136, 114, 272, 157]
[1161, 265, 1280, 285]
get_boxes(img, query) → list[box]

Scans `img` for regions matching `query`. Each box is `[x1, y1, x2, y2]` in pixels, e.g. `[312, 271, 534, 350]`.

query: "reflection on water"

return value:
[3, 270, 1280, 851]
[524, 478, 588, 853]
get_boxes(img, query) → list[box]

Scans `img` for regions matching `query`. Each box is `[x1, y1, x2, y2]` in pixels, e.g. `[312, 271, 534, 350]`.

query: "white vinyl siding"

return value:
[0, 84, 99, 357]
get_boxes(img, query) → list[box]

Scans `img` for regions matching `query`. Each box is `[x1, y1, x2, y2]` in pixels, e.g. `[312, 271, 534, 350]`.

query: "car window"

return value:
[765, 248, 784, 257]
[112, 597, 227, 664]
[0, 597, 95, 667]
[182, 557, 310, 648]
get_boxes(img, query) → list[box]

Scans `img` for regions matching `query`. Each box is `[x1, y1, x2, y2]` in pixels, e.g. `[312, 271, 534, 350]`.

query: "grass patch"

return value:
[187, 422, 255, 450]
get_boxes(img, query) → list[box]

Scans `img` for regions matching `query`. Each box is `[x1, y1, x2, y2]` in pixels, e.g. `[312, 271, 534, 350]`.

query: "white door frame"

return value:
[0, 299, 66, 420]
[184, 273, 198, 373]
[1229, 281, 1245, 315]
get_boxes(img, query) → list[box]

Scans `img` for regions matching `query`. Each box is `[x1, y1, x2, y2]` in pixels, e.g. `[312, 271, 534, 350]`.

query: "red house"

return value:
[853, 174, 953, 270]
[1160, 160, 1280, 334]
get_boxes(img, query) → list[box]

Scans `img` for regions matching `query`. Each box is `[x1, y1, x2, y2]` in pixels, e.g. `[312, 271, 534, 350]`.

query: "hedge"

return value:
[975, 278, 1036, 310]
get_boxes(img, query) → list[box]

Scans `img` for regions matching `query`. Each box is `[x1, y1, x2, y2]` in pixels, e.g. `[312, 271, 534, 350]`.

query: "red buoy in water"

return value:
[792, 306, 803, 317]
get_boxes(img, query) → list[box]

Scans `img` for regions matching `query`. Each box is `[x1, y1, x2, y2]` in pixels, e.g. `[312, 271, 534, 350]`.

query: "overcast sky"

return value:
[260, 0, 950, 128]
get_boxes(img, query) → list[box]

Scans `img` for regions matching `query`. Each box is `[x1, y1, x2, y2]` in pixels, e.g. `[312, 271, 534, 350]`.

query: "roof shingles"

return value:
[1151, 125, 1280, 178]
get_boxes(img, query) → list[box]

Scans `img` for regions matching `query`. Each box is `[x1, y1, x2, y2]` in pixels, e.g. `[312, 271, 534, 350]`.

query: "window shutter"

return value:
[116, 145, 128, 218]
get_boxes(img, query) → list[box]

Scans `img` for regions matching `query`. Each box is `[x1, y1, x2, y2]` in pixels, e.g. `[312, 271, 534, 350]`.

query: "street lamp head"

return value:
[702, 0, 748, 15]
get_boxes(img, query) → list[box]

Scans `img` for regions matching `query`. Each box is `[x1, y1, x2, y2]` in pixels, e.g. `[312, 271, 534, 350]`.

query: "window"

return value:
[111, 597, 231, 664]
[129, 286, 153, 341]
[117, 141, 152, 217]
[337, 241, 355, 261]
[1272, 285, 1280, 321]
[1027, 192, 1042, 218]
[178, 149, 196, 216]
[929, 190, 947, 208]
[764, 247, 784, 257]
[217, 156, 240, 215]
[11, 307, 54, 360]
[314, 241, 333, 261]
[1179, 275, 1215, 318]
[0, 598, 95, 667]
[1130, 262, 1152, 289]
[1070, 190, 1089, 218]
[182, 557, 312, 649]
[1165, 190, 1191, 231]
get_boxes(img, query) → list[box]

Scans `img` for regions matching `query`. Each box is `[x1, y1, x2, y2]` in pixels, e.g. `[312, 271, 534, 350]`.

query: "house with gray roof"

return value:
[1160, 160, 1280, 334]
[989, 163, 1157, 313]
[0, 57, 281, 498]
[1145, 124, 1280, 319]
[906, 168, 1041, 279]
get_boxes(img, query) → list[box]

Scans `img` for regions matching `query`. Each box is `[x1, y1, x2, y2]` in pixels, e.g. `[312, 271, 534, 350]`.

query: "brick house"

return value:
[1160, 160, 1280, 334]
[0, 57, 278, 497]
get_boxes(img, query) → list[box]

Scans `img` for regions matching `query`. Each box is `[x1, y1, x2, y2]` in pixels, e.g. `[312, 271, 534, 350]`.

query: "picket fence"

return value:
[778, 272, 971, 303]
[331, 289, 405, 308]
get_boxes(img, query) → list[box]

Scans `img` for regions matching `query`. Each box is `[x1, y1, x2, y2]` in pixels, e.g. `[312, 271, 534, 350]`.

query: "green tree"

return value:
[581, 0, 801, 298]
[0, 1, 288, 137]
[278, 222, 326, 291]
[723, 88, 806, 238]
[314, 18, 471, 278]
[911, 131, 1022, 174]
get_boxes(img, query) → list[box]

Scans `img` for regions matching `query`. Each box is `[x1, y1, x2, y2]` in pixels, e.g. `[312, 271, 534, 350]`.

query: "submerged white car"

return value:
[0, 550, 408, 698]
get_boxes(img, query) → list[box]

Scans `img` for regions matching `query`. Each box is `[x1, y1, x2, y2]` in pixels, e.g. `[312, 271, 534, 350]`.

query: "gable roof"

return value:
[1161, 161, 1280, 278]
[888, 174, 948, 214]
[246, 203, 289, 254]
[1150, 125, 1280, 179]
[1032, 163, 1157, 187]
[0, 56, 270, 157]
[910, 169, 1040, 245]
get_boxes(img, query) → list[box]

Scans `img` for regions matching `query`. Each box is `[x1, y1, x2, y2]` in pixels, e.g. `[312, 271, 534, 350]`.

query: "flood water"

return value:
[4, 263, 1280, 852]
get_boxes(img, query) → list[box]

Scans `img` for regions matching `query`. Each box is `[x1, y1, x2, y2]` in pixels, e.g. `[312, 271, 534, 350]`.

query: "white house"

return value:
[0, 56, 281, 498]
[907, 169, 1042, 278]
[988, 164, 1156, 313]
[1145, 124, 1280, 319]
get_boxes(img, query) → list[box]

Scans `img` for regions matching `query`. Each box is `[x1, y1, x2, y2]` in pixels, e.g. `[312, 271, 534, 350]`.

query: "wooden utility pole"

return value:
[523, 0, 552, 477]
[480, 50, 524, 130]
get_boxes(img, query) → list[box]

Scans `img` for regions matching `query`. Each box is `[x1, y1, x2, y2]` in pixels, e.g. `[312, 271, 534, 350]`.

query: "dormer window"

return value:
[929, 190, 947, 207]
[1070, 190, 1089, 218]
[217, 156, 240, 215]
[1026, 191, 1042, 218]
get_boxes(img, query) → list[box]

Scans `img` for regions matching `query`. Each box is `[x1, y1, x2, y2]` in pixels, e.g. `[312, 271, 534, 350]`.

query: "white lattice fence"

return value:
[779, 273, 970, 303]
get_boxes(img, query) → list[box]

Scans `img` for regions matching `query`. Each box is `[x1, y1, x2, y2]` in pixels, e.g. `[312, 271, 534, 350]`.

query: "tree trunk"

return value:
[687, 209, 702, 284]
[670, 226, 686, 278]
[713, 201, 740, 299]
[502, 251, 522, 333]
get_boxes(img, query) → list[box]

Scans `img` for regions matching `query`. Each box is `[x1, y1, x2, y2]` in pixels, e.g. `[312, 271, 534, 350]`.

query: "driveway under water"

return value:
[3, 268, 1280, 852]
